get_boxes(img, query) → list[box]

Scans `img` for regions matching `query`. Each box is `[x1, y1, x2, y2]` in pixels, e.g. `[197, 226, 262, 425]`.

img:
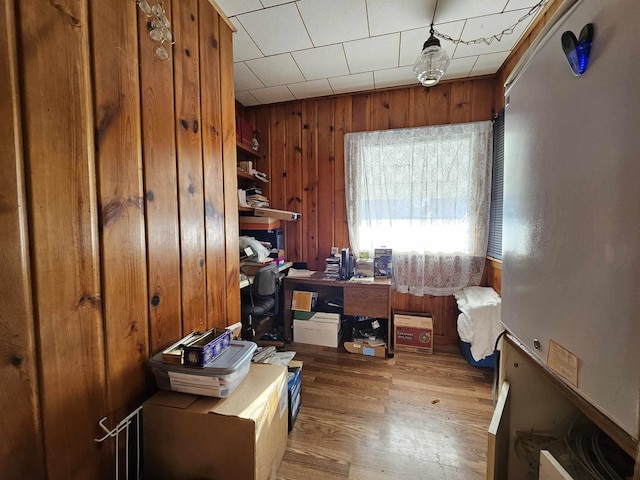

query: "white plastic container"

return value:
[149, 340, 257, 397]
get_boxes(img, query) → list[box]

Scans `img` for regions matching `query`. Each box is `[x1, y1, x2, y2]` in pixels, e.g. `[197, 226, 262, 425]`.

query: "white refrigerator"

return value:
[502, 0, 640, 440]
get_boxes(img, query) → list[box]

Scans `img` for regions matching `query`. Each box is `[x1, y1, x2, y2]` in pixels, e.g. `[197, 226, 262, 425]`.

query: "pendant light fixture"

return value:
[413, 0, 549, 87]
[413, 23, 450, 87]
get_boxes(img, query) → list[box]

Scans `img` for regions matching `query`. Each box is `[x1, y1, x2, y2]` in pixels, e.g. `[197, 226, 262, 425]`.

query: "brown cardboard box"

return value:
[239, 216, 281, 231]
[143, 363, 288, 480]
[343, 340, 387, 357]
[394, 312, 433, 354]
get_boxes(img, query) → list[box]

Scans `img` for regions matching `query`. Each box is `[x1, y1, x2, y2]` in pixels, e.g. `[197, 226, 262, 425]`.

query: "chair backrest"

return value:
[254, 263, 278, 297]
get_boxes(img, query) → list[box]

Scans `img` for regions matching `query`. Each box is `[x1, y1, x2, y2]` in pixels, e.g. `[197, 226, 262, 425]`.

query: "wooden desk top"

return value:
[285, 272, 390, 288]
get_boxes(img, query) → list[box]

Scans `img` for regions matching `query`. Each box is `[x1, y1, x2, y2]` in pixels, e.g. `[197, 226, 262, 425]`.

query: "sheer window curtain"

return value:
[344, 121, 493, 296]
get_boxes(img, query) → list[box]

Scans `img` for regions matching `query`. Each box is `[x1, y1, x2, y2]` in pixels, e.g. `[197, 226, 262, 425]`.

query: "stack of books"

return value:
[324, 256, 340, 280]
[245, 187, 270, 208]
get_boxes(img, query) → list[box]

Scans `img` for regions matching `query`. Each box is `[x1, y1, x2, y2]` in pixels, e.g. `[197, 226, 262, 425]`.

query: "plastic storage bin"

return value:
[459, 340, 494, 368]
[150, 340, 257, 397]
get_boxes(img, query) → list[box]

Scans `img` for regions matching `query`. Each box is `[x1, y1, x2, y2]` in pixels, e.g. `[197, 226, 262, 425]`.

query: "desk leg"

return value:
[283, 283, 293, 342]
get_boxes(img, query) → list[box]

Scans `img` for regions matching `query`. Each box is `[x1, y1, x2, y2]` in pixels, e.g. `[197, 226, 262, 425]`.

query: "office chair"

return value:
[241, 262, 279, 340]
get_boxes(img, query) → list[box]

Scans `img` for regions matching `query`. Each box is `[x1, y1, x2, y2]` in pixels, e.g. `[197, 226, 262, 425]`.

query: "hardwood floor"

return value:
[277, 343, 495, 480]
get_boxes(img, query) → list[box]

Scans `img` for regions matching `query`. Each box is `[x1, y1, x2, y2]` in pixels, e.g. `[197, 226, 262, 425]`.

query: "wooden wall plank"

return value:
[91, 0, 149, 417]
[333, 96, 350, 251]
[0, 0, 45, 476]
[408, 86, 430, 127]
[471, 77, 496, 122]
[301, 101, 319, 270]
[18, 0, 109, 476]
[139, 0, 182, 354]
[219, 19, 240, 326]
[369, 90, 390, 131]
[449, 80, 473, 124]
[351, 93, 370, 132]
[427, 83, 451, 125]
[389, 89, 410, 129]
[199, 0, 227, 329]
[174, 0, 207, 334]
[316, 98, 335, 258]
[285, 103, 303, 261]
[269, 105, 287, 211]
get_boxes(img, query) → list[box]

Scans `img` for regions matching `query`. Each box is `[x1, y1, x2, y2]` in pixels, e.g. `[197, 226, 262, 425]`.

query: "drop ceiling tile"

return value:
[287, 79, 334, 100]
[441, 56, 478, 80]
[504, 0, 541, 11]
[245, 54, 305, 87]
[230, 17, 263, 62]
[434, 0, 507, 24]
[373, 66, 417, 89]
[367, 0, 435, 36]
[297, 0, 369, 46]
[399, 21, 465, 66]
[453, 9, 535, 58]
[292, 45, 349, 80]
[328, 72, 374, 94]
[235, 90, 262, 107]
[237, 4, 312, 56]
[260, 0, 291, 6]
[250, 85, 296, 104]
[343, 34, 400, 74]
[470, 51, 510, 75]
[214, 0, 263, 17]
[234, 62, 265, 91]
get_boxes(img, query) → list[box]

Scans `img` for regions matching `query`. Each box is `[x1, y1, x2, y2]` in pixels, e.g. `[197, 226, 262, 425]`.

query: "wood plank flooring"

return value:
[278, 343, 495, 480]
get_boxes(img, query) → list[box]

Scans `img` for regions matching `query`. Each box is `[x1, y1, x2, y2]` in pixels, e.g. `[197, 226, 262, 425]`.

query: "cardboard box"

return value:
[291, 290, 317, 311]
[293, 317, 340, 348]
[254, 207, 301, 221]
[239, 216, 281, 231]
[293, 311, 340, 323]
[344, 341, 387, 358]
[144, 364, 288, 480]
[394, 312, 433, 354]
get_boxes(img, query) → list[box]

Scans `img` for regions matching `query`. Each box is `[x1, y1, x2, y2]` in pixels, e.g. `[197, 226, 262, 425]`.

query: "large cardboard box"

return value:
[143, 364, 288, 480]
[394, 312, 433, 354]
[293, 313, 340, 348]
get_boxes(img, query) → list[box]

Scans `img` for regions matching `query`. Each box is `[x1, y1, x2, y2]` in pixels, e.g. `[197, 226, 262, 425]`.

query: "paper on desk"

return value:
[266, 351, 296, 366]
[287, 268, 315, 278]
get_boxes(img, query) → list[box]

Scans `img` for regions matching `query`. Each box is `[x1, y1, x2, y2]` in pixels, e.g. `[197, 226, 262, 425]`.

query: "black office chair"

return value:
[241, 263, 279, 340]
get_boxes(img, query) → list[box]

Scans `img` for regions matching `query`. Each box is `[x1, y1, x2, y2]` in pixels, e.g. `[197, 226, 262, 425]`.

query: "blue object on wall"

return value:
[561, 23, 594, 75]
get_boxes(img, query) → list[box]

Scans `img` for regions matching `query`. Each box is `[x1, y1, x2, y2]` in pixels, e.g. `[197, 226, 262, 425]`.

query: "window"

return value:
[487, 109, 504, 260]
[344, 121, 493, 296]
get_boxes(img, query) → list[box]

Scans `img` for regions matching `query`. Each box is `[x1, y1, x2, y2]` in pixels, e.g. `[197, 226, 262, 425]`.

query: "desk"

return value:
[283, 273, 392, 355]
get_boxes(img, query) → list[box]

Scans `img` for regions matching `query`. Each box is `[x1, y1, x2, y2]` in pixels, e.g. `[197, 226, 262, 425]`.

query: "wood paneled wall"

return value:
[241, 77, 496, 347]
[1, 0, 238, 477]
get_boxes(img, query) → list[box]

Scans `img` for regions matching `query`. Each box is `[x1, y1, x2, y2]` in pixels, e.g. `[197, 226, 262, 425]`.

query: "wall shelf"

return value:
[237, 170, 266, 183]
[236, 141, 260, 158]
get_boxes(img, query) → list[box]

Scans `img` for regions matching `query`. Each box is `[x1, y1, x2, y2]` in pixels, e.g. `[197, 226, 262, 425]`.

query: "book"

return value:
[374, 248, 393, 277]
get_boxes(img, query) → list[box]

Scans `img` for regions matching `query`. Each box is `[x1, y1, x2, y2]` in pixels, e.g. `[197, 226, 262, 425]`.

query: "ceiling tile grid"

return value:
[220, 0, 545, 105]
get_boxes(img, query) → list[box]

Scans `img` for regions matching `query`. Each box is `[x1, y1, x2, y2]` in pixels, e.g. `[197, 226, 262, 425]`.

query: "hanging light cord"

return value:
[433, 0, 549, 46]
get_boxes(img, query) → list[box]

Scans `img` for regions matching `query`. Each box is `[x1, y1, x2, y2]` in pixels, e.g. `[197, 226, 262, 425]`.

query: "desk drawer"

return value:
[343, 286, 389, 318]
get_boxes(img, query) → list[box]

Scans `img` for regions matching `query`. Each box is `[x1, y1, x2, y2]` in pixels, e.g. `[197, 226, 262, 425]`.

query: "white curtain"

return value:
[344, 121, 493, 296]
